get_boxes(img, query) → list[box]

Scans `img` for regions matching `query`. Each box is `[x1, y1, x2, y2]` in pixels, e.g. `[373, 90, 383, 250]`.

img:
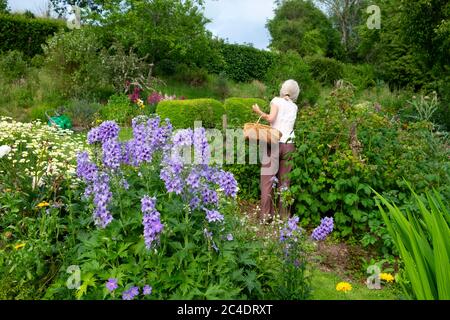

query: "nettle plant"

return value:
[63, 117, 264, 300]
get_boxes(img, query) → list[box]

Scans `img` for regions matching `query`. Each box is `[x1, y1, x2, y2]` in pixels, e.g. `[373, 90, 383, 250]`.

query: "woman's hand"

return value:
[252, 104, 262, 114]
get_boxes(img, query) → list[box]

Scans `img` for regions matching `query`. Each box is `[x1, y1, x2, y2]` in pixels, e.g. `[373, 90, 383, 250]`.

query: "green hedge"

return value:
[156, 99, 225, 129]
[224, 98, 268, 128]
[0, 14, 65, 56]
[208, 42, 275, 83]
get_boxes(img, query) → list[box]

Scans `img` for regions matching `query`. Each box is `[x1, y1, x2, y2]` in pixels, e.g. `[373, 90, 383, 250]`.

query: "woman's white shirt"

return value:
[270, 97, 298, 143]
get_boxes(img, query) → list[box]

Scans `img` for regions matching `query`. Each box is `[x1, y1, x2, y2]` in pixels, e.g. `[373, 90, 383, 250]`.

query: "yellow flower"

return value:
[336, 282, 352, 292]
[37, 201, 50, 208]
[14, 243, 26, 250]
[380, 273, 395, 283]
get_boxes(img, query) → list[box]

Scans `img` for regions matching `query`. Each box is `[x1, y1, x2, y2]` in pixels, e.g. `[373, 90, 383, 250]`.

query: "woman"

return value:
[252, 79, 299, 222]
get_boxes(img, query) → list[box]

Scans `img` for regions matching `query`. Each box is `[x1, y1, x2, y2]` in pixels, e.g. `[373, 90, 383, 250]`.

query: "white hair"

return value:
[280, 79, 300, 102]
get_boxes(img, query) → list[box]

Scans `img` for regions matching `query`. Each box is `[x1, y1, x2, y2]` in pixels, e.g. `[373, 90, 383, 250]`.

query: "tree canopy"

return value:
[267, 0, 342, 57]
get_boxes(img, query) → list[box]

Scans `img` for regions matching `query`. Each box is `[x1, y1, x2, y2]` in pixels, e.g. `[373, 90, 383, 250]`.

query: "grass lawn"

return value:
[312, 270, 400, 300]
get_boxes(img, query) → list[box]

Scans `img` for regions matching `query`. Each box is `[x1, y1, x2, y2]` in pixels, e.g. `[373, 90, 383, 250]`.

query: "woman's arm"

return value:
[252, 103, 278, 124]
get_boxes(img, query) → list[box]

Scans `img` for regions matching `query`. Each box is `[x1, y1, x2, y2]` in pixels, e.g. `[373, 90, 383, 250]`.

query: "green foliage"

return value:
[376, 188, 450, 300]
[208, 42, 275, 83]
[29, 104, 54, 121]
[0, 50, 29, 81]
[173, 64, 209, 87]
[0, 0, 8, 13]
[224, 97, 268, 128]
[65, 99, 102, 129]
[289, 86, 450, 253]
[0, 14, 65, 57]
[305, 55, 344, 85]
[342, 63, 376, 91]
[42, 28, 115, 100]
[99, 94, 135, 126]
[156, 99, 225, 129]
[265, 51, 320, 106]
[267, 0, 342, 57]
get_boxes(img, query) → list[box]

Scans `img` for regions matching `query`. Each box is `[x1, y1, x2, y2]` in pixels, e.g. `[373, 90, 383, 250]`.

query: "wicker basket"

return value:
[243, 115, 282, 144]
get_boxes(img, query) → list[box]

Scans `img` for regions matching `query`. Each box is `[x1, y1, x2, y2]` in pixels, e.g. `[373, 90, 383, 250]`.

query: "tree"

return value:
[267, 0, 342, 57]
[0, 0, 9, 14]
[315, 0, 367, 58]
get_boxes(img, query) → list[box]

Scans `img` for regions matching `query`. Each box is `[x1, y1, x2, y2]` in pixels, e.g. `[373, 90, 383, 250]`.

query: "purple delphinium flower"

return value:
[87, 121, 120, 145]
[141, 196, 164, 249]
[102, 139, 122, 170]
[201, 188, 218, 205]
[186, 170, 201, 189]
[92, 172, 113, 228]
[189, 196, 200, 210]
[215, 170, 238, 198]
[106, 278, 118, 292]
[143, 285, 152, 296]
[193, 127, 210, 165]
[141, 195, 156, 214]
[204, 209, 224, 223]
[311, 217, 334, 241]
[280, 216, 300, 242]
[76, 152, 98, 182]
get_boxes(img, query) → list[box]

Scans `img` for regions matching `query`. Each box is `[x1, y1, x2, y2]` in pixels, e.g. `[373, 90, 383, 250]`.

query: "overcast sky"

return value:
[7, 0, 276, 49]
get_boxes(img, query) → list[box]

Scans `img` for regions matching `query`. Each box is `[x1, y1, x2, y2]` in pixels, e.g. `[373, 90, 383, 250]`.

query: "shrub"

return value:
[343, 63, 376, 91]
[288, 86, 450, 253]
[0, 50, 28, 81]
[29, 104, 54, 121]
[265, 51, 320, 107]
[65, 99, 102, 129]
[42, 28, 114, 100]
[304, 55, 344, 86]
[224, 97, 268, 128]
[0, 13, 65, 57]
[156, 99, 225, 129]
[99, 94, 134, 126]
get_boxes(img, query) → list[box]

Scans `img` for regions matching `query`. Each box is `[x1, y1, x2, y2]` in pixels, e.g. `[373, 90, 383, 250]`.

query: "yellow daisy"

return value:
[14, 243, 26, 250]
[380, 273, 395, 283]
[336, 282, 352, 292]
[37, 201, 50, 208]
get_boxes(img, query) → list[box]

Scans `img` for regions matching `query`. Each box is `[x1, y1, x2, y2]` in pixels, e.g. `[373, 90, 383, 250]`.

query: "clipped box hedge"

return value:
[224, 97, 269, 128]
[156, 99, 225, 129]
[0, 14, 66, 56]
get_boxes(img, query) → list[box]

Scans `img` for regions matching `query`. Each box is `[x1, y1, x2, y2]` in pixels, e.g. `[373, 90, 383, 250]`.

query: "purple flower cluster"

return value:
[76, 152, 98, 183]
[92, 173, 113, 228]
[87, 121, 120, 145]
[106, 278, 118, 292]
[280, 216, 300, 242]
[102, 138, 122, 170]
[311, 217, 334, 241]
[193, 128, 210, 165]
[141, 196, 164, 249]
[204, 209, 224, 223]
[122, 286, 139, 300]
[214, 170, 238, 198]
[125, 117, 173, 166]
[143, 285, 152, 296]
